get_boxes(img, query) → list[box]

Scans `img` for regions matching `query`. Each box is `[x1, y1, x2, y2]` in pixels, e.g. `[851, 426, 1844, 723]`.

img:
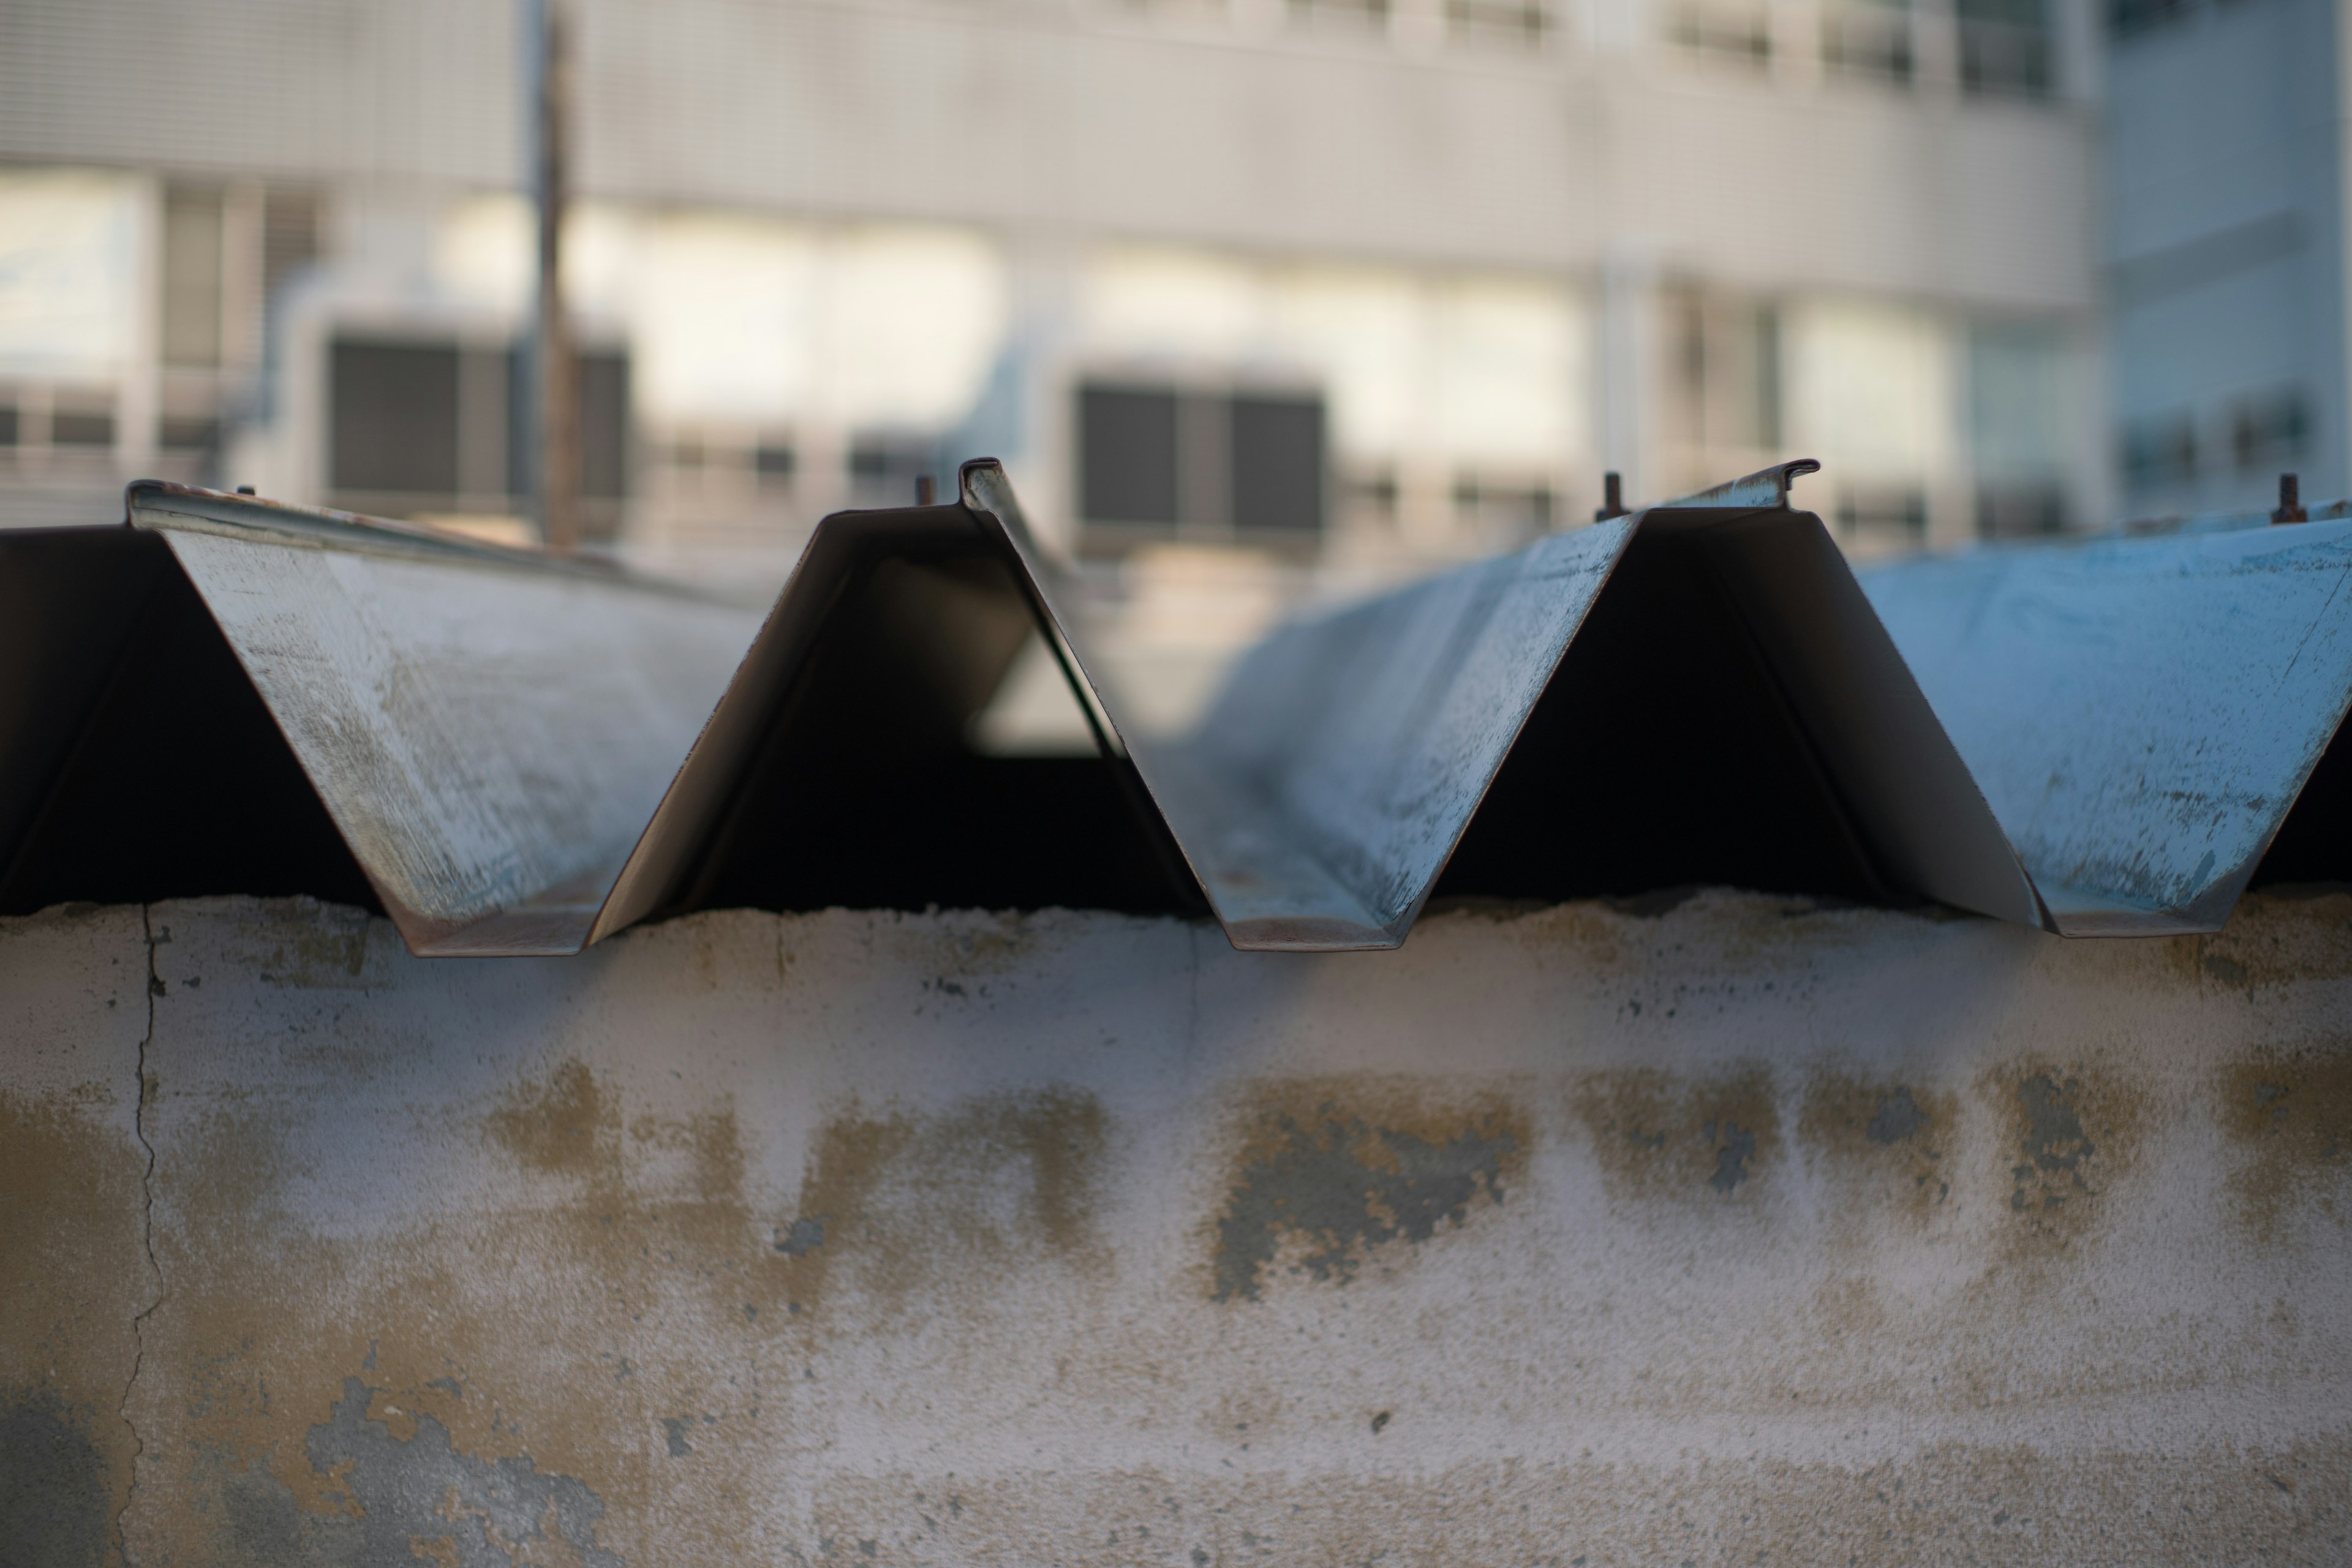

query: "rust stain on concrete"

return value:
[0, 1093, 145, 1564]
[1572, 1066, 1781, 1205]
[1209, 1080, 1526, 1303]
[116, 1057, 801, 1562]
[2198, 888, 2352, 990]
[487, 1059, 624, 1186]
[208, 1377, 625, 1566]
[781, 1088, 1112, 1313]
[2220, 1044, 2352, 1243]
[1996, 1067, 2144, 1250]
[1800, 1074, 1959, 1222]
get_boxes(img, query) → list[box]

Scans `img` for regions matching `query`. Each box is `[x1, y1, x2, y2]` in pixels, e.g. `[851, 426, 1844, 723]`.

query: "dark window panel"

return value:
[52, 411, 115, 448]
[1079, 385, 1179, 526]
[0, 406, 17, 447]
[2231, 386, 2309, 472]
[580, 350, 629, 500]
[263, 190, 322, 307]
[2122, 412, 2196, 489]
[1230, 394, 1325, 534]
[848, 434, 938, 506]
[333, 339, 460, 496]
[162, 186, 225, 369]
[1978, 481, 2067, 538]
[755, 443, 796, 479]
[160, 417, 221, 452]
[505, 345, 631, 500]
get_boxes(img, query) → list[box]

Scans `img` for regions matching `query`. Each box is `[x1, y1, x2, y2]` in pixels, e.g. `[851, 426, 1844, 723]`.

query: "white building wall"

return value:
[0, 0, 2106, 553]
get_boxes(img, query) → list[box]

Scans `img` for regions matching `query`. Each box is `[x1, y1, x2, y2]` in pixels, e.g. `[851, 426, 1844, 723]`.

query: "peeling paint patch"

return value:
[1212, 1088, 1522, 1303]
[229, 1378, 624, 1567]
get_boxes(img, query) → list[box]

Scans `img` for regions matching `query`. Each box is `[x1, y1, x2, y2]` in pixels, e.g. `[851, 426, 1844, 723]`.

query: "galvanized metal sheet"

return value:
[16, 464, 2340, 956]
[1861, 520, 2352, 933]
[0, 484, 763, 956]
[967, 458, 2041, 949]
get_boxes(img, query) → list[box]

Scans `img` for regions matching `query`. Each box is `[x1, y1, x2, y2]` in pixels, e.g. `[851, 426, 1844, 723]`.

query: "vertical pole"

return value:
[523, 0, 580, 552]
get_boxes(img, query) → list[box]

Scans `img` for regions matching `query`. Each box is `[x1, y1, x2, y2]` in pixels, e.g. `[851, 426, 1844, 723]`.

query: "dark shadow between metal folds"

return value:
[12, 459, 2350, 955]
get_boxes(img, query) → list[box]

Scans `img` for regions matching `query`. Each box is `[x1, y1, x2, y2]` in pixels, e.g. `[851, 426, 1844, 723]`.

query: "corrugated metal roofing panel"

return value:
[8, 461, 2346, 955]
[973, 458, 2043, 948]
[1861, 519, 2352, 933]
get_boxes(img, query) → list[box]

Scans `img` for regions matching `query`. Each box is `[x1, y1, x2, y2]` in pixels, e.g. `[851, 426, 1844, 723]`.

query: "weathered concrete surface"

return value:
[4, 889, 2351, 1565]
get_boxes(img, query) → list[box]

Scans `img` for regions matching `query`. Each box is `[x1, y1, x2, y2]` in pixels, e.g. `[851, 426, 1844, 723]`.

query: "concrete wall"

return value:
[5, 888, 2350, 1564]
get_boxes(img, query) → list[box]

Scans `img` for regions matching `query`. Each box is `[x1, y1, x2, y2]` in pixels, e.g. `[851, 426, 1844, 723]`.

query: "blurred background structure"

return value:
[0, 0, 2305, 659]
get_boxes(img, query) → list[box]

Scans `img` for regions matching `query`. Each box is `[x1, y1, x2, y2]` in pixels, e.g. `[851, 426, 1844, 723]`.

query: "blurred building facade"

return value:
[0, 0, 2104, 581]
[2106, 0, 2351, 519]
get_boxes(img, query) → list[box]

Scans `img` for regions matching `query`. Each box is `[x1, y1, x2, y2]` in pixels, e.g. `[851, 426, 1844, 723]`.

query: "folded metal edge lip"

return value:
[126, 479, 715, 597]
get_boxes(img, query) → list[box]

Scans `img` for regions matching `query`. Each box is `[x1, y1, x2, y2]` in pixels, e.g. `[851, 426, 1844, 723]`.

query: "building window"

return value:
[1977, 481, 2065, 538]
[1822, 0, 1913, 84]
[1229, 394, 1325, 535]
[1837, 486, 1928, 554]
[1447, 0, 1548, 47]
[1958, 0, 2049, 96]
[1076, 380, 1327, 551]
[2230, 386, 2309, 472]
[50, 404, 115, 449]
[848, 434, 940, 509]
[333, 340, 462, 496]
[2121, 412, 2196, 491]
[159, 416, 221, 453]
[1079, 385, 1182, 529]
[1667, 289, 1782, 458]
[262, 190, 321, 308]
[1667, 1, 1772, 65]
[331, 334, 628, 522]
[2109, 0, 2190, 42]
[1453, 476, 1556, 546]
[162, 186, 226, 371]
[753, 442, 797, 490]
[1291, 0, 1389, 28]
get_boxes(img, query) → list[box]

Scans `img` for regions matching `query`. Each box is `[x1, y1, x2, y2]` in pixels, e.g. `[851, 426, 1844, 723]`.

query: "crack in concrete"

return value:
[113, 903, 168, 1564]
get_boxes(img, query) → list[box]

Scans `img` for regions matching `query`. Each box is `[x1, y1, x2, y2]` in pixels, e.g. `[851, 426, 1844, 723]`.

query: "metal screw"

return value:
[1594, 472, 1626, 522]
[2273, 473, 2306, 525]
[916, 474, 936, 506]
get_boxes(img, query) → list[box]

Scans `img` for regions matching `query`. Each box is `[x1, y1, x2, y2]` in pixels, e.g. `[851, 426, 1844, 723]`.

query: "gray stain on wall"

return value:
[1213, 1108, 1516, 1302]
[0, 1389, 113, 1568]
[227, 1378, 624, 1567]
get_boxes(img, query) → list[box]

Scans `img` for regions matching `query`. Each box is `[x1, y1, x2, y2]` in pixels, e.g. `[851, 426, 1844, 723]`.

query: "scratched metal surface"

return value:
[130, 484, 761, 954]
[25, 468, 2337, 959]
[1860, 520, 2352, 933]
[1166, 522, 1634, 946]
